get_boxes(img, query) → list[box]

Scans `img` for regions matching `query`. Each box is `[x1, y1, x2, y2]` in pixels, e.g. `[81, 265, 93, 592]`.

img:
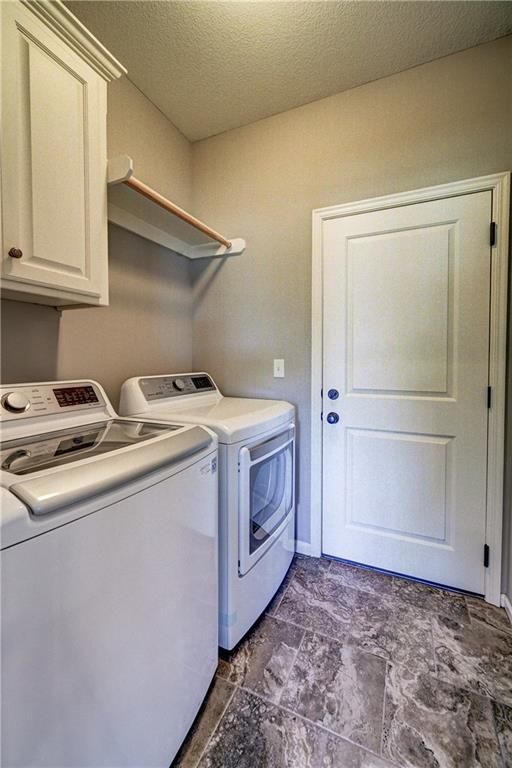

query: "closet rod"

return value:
[124, 176, 232, 248]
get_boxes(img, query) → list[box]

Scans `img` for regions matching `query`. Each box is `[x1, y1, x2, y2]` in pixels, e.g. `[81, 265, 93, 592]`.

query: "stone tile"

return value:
[288, 553, 332, 586]
[323, 737, 397, 768]
[198, 688, 394, 768]
[217, 614, 304, 703]
[215, 657, 231, 679]
[467, 595, 512, 635]
[275, 566, 363, 636]
[327, 560, 395, 598]
[493, 701, 512, 767]
[383, 664, 503, 768]
[266, 556, 329, 616]
[175, 558, 507, 768]
[433, 614, 512, 705]
[392, 575, 470, 622]
[280, 632, 386, 752]
[172, 677, 235, 768]
[348, 599, 436, 675]
[275, 569, 435, 673]
[325, 557, 468, 624]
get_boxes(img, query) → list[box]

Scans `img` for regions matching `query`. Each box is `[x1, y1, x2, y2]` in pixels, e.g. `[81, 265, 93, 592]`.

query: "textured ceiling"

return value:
[66, 1, 512, 141]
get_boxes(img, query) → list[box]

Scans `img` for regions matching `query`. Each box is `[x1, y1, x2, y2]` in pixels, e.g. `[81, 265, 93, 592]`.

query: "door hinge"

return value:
[490, 222, 497, 247]
[487, 386, 492, 409]
[484, 544, 490, 568]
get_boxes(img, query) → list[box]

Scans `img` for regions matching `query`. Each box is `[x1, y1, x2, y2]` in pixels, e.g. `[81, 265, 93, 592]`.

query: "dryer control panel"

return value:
[0, 382, 105, 421]
[140, 374, 216, 401]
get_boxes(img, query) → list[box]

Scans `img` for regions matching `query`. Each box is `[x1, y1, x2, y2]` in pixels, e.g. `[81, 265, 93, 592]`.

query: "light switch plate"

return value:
[273, 359, 285, 378]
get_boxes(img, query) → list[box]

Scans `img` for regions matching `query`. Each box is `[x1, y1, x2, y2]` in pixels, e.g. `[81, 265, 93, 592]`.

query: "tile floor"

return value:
[172, 555, 512, 768]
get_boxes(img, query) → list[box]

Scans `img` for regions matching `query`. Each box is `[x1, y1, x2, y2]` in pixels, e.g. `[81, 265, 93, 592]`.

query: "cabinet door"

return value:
[0, 1, 108, 303]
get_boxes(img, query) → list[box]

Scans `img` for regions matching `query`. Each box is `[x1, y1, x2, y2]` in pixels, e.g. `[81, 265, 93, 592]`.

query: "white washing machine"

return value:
[0, 380, 218, 768]
[120, 373, 296, 650]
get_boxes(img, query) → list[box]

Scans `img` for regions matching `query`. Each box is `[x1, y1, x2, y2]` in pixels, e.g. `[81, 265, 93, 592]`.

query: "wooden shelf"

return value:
[107, 156, 245, 259]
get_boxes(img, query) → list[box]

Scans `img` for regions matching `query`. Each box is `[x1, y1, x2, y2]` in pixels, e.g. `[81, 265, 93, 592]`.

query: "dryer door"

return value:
[238, 425, 294, 575]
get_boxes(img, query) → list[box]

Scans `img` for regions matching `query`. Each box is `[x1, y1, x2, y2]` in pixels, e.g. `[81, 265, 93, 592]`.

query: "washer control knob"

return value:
[173, 378, 186, 392]
[2, 392, 31, 413]
[326, 412, 339, 425]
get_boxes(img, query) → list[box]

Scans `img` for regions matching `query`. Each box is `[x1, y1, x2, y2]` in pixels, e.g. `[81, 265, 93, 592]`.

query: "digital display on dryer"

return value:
[192, 376, 213, 390]
[53, 386, 99, 407]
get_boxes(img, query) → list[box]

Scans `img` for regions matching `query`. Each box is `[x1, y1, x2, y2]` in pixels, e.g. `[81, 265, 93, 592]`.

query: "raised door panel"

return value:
[346, 429, 452, 543]
[348, 225, 453, 395]
[29, 43, 86, 272]
[0, 2, 108, 303]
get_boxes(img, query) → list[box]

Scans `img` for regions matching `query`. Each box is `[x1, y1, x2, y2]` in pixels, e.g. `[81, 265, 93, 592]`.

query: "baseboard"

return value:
[500, 593, 512, 625]
[295, 539, 319, 557]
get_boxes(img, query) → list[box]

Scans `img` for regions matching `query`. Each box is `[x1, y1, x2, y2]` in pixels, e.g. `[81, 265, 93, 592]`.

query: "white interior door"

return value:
[322, 191, 492, 594]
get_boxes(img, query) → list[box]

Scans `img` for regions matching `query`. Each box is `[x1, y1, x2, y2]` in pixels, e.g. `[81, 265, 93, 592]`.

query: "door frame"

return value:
[310, 172, 510, 605]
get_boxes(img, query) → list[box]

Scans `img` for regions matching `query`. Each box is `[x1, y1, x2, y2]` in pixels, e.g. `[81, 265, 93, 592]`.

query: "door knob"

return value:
[326, 412, 339, 424]
[327, 389, 339, 400]
[8, 247, 23, 259]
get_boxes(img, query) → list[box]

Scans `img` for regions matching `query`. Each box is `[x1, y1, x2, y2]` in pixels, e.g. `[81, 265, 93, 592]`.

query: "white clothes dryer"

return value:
[1, 380, 218, 767]
[120, 373, 296, 649]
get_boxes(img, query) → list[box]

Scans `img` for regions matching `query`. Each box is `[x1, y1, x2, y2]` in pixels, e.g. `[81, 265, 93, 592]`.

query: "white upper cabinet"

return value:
[0, 0, 125, 306]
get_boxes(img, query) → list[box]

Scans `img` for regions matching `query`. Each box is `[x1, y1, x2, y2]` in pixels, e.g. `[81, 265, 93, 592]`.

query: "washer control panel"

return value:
[140, 374, 216, 401]
[0, 382, 105, 421]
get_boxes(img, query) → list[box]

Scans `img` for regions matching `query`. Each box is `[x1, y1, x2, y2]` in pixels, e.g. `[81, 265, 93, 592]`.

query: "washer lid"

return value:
[146, 397, 295, 443]
[3, 424, 212, 517]
[0, 420, 179, 476]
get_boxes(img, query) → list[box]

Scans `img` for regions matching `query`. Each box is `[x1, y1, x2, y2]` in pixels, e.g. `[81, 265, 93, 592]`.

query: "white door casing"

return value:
[310, 173, 510, 605]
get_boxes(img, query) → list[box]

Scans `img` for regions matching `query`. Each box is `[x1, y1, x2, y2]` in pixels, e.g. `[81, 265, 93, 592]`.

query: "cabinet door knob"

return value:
[8, 247, 23, 259]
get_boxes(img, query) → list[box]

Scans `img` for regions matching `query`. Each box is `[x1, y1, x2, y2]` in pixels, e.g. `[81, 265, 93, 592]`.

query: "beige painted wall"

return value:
[191, 36, 512, 549]
[1, 77, 194, 407]
[57, 224, 192, 406]
[107, 77, 191, 206]
[1, 300, 60, 383]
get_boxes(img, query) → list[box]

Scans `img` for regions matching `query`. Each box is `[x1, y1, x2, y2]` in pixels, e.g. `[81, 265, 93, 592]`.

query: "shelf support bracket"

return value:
[107, 154, 134, 185]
